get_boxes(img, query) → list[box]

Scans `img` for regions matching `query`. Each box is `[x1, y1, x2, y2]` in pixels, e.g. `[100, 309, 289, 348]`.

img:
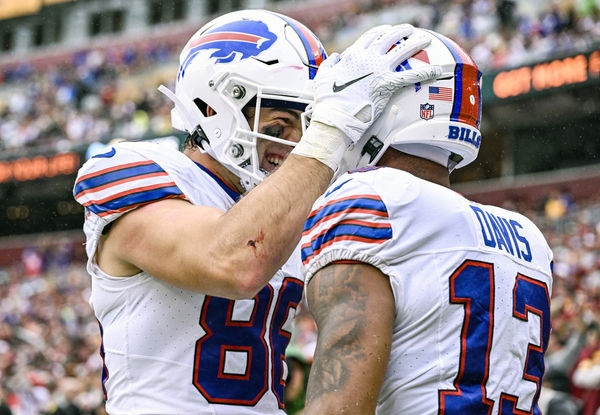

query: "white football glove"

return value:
[292, 24, 442, 173]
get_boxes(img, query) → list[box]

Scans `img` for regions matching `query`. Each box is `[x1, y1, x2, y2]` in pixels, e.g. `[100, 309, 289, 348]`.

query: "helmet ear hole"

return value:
[193, 98, 216, 117]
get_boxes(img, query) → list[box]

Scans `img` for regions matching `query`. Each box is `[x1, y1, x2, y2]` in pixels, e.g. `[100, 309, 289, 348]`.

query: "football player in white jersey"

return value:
[72, 9, 441, 414]
[302, 28, 554, 415]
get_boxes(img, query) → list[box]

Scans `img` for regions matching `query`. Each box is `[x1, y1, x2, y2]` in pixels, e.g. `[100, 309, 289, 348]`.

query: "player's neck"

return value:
[378, 148, 450, 188]
[184, 147, 245, 193]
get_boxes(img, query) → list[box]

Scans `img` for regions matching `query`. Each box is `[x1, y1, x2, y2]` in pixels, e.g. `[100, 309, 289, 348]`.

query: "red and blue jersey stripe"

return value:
[74, 160, 184, 218]
[74, 160, 166, 196]
[349, 166, 381, 174]
[303, 194, 388, 232]
[193, 161, 241, 202]
[302, 219, 392, 265]
[429, 31, 482, 129]
[81, 183, 184, 217]
[97, 320, 108, 400]
[301, 195, 392, 264]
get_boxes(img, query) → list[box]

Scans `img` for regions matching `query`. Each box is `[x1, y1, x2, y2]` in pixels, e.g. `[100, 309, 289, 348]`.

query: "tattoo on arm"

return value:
[305, 262, 394, 412]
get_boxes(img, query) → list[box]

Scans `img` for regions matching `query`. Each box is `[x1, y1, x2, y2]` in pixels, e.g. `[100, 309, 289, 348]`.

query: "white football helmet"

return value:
[341, 28, 482, 173]
[159, 9, 327, 191]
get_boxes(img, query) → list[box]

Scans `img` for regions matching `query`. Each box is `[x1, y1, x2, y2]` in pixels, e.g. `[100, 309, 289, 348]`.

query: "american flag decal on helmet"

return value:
[429, 86, 453, 102]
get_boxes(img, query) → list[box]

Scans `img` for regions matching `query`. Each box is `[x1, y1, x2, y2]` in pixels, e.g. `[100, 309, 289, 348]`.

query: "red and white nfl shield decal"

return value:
[420, 103, 434, 120]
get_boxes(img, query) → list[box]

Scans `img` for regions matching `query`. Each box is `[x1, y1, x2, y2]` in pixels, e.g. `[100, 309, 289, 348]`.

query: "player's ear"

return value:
[206, 106, 216, 117]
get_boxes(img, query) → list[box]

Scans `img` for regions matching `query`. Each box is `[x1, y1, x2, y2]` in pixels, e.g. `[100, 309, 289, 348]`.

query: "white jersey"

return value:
[301, 167, 553, 415]
[73, 141, 304, 415]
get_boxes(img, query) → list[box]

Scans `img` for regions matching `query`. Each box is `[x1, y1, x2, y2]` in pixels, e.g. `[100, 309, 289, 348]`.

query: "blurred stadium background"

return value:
[0, 0, 598, 414]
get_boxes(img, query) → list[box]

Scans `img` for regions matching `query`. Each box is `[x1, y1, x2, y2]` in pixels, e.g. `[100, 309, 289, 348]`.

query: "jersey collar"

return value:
[193, 161, 241, 202]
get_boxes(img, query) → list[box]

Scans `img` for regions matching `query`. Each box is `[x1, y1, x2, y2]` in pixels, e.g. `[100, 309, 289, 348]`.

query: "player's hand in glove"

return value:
[292, 24, 441, 174]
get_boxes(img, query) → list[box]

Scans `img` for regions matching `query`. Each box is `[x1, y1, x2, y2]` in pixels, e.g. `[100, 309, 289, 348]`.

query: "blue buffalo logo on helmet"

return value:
[178, 20, 278, 80]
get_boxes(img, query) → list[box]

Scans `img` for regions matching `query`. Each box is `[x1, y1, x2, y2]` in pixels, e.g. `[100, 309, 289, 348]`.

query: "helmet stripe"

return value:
[453, 63, 481, 128]
[440, 35, 475, 66]
[272, 13, 326, 79]
[429, 31, 482, 129]
[184, 32, 265, 52]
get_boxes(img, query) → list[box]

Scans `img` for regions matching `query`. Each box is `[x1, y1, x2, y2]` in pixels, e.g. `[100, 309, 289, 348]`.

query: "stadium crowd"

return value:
[0, 237, 106, 415]
[0, 42, 177, 155]
[0, 0, 599, 155]
[536, 192, 600, 415]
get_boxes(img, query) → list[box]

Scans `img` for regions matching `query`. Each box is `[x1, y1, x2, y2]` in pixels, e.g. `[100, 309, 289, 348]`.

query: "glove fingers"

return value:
[351, 24, 393, 49]
[386, 32, 431, 69]
[385, 65, 443, 88]
[320, 52, 341, 70]
[369, 24, 415, 55]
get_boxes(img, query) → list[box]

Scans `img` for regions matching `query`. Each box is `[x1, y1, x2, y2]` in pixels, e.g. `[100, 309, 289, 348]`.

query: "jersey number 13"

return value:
[439, 260, 550, 415]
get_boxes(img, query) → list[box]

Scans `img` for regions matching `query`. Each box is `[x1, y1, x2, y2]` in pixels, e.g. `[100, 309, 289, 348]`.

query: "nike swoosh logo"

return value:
[332, 72, 373, 93]
[92, 147, 116, 159]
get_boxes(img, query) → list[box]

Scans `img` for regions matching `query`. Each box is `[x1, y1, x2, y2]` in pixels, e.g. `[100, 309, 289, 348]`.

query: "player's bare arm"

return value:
[96, 154, 331, 299]
[303, 262, 395, 414]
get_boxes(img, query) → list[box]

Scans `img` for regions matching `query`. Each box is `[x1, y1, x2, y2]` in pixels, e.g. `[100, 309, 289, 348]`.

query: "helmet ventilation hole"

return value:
[193, 98, 216, 117]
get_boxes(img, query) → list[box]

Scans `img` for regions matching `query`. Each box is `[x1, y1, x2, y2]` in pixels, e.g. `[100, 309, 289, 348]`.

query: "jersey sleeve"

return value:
[300, 171, 393, 284]
[73, 144, 186, 224]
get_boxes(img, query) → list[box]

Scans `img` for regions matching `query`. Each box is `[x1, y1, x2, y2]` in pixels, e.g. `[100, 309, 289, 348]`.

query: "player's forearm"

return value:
[304, 263, 394, 414]
[304, 353, 381, 415]
[214, 155, 332, 297]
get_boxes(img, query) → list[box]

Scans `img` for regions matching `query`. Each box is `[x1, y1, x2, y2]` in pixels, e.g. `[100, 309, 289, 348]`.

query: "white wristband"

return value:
[291, 121, 351, 173]
[309, 104, 368, 144]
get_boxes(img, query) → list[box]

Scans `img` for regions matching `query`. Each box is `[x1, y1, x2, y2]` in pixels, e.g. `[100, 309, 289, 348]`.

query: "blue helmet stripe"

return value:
[428, 31, 464, 123]
[270, 12, 325, 79]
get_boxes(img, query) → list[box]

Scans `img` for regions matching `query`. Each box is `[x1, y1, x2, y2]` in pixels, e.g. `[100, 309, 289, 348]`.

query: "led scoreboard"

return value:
[483, 48, 600, 102]
[0, 151, 84, 236]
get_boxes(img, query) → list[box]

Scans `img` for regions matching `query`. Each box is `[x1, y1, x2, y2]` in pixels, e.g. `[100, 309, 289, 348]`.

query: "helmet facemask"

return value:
[218, 78, 314, 191]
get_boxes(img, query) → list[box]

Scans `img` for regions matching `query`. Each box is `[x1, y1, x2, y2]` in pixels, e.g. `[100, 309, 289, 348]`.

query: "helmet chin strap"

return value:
[391, 143, 453, 171]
